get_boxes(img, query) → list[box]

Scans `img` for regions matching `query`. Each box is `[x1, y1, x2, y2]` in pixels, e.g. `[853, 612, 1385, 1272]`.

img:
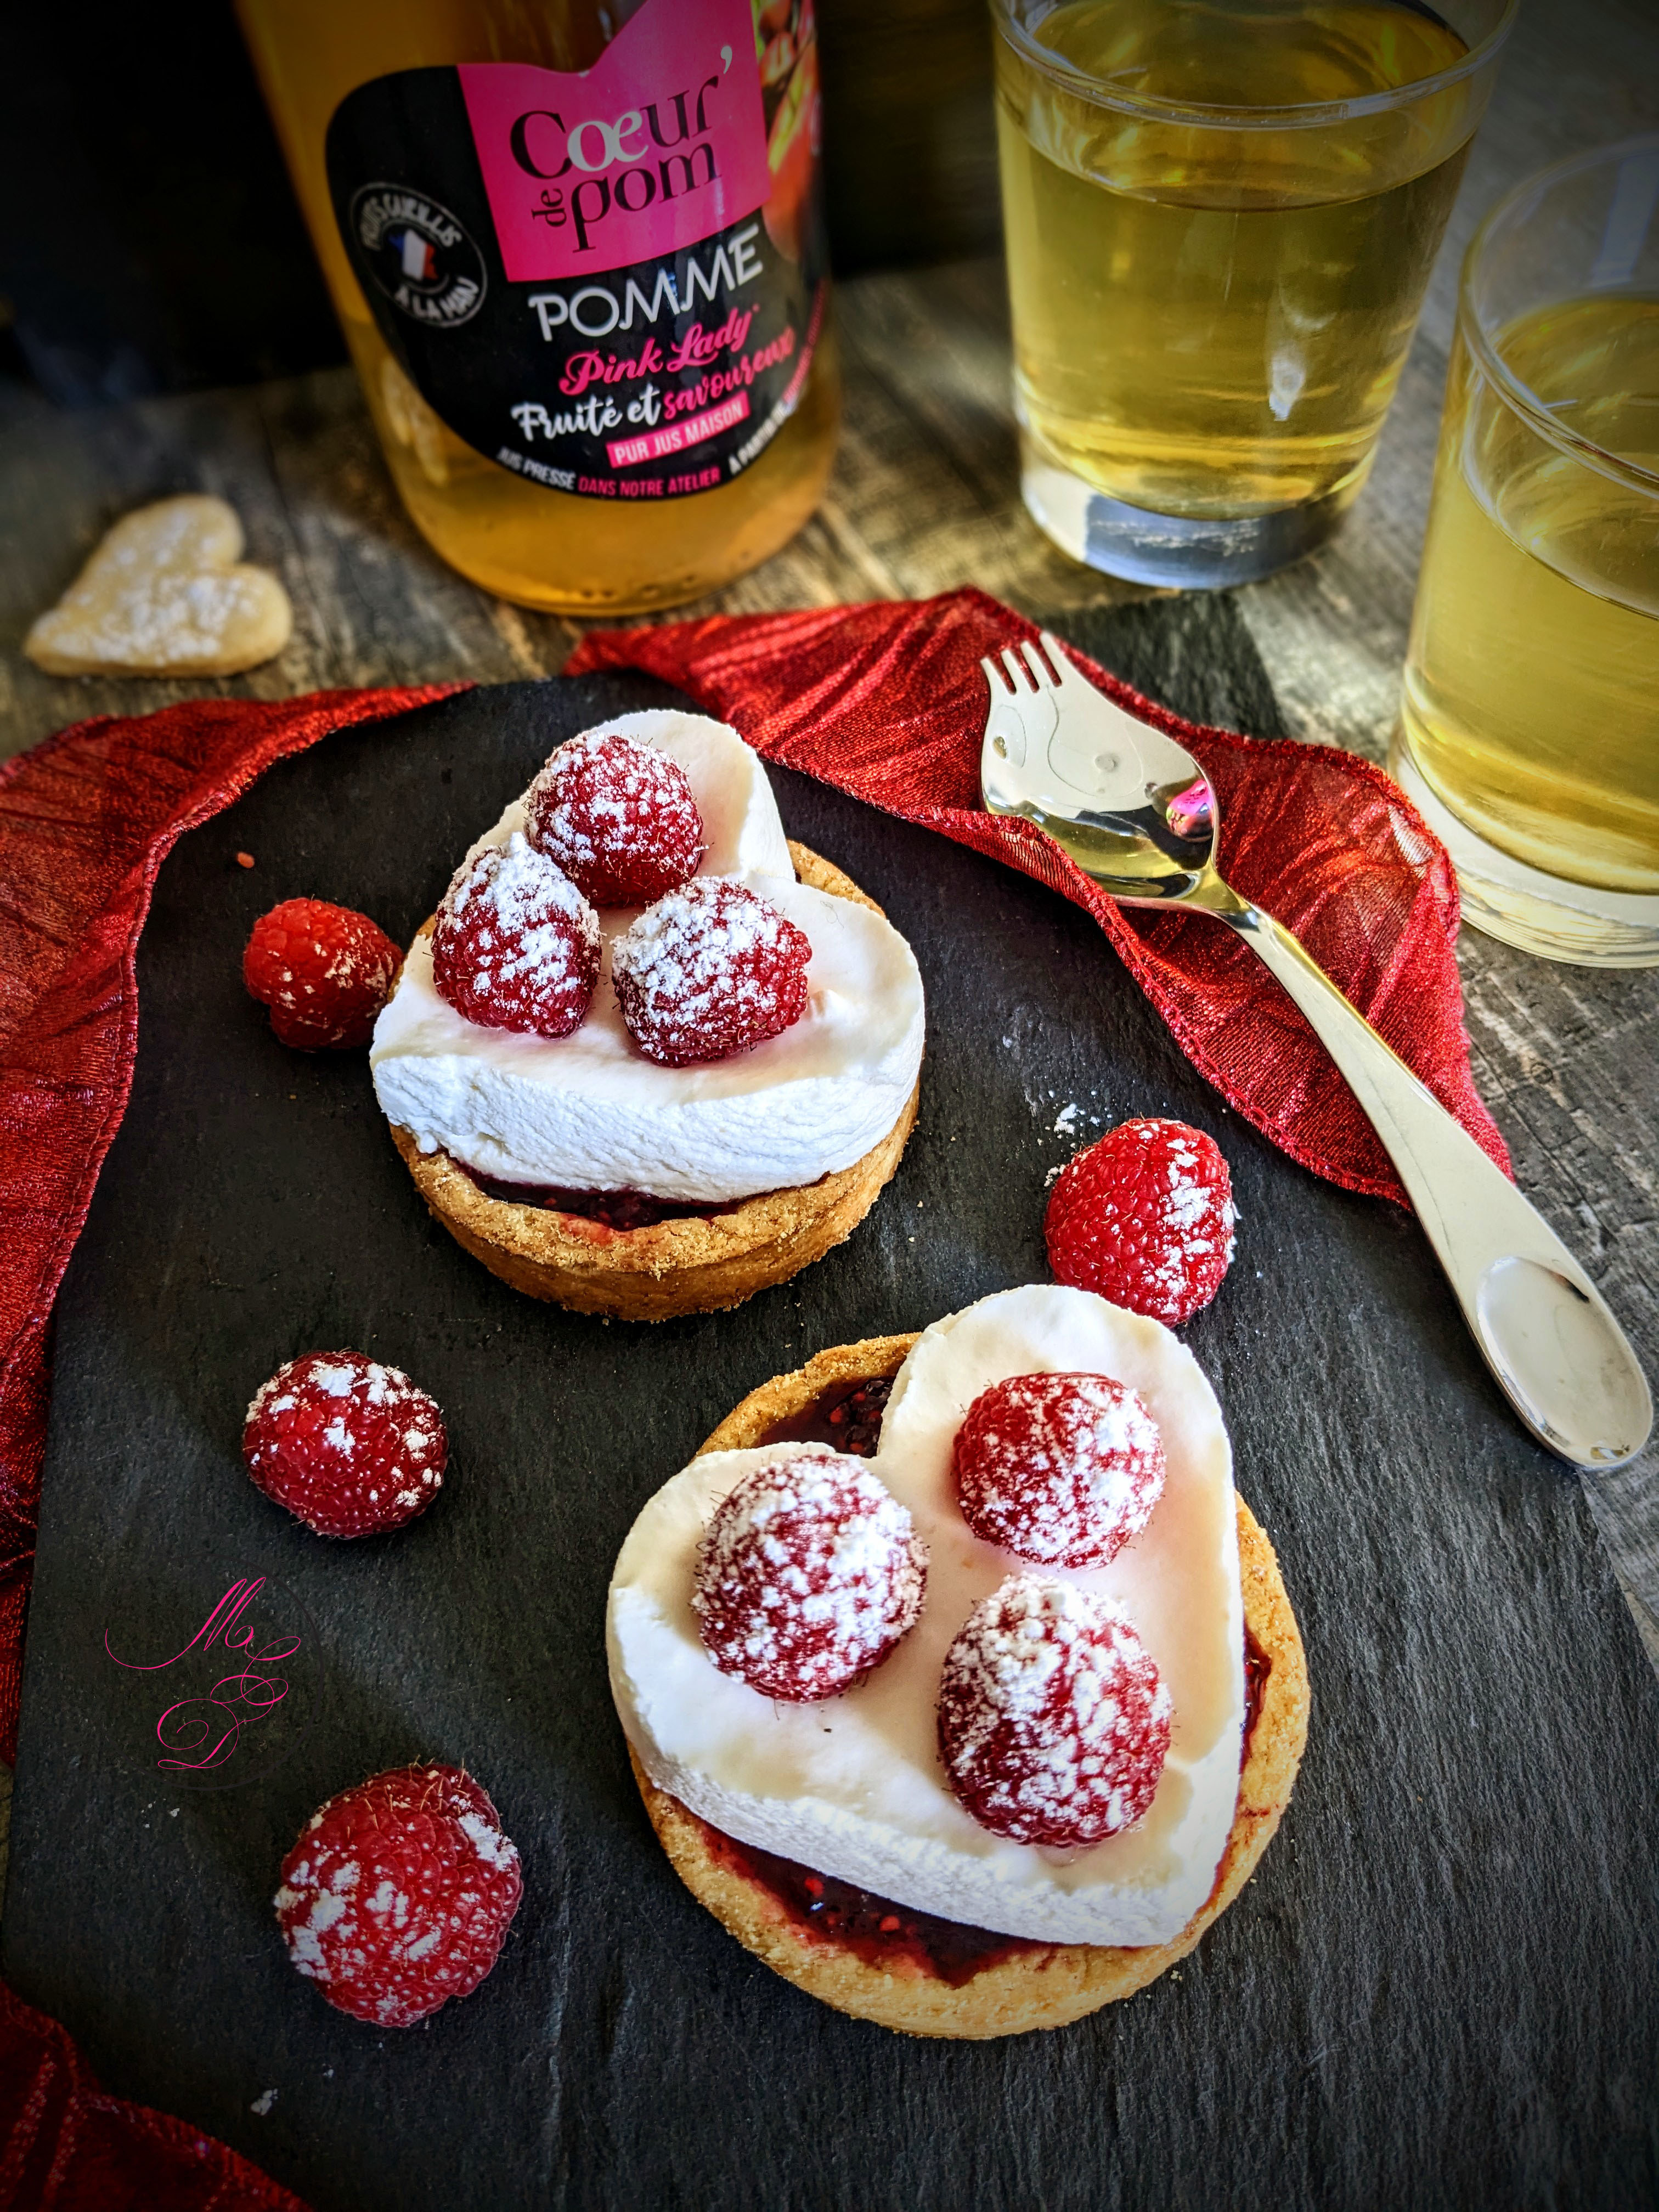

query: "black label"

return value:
[325, 63, 827, 500]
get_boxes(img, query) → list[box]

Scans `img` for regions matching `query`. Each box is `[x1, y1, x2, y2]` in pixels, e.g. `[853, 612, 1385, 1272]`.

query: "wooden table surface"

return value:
[0, 0, 1654, 1844]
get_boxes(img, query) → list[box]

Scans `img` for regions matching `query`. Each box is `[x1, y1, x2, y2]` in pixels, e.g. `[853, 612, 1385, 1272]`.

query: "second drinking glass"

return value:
[993, 0, 1515, 588]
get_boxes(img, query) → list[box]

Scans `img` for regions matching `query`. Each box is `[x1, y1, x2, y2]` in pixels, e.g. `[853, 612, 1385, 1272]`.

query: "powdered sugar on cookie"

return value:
[25, 495, 292, 676]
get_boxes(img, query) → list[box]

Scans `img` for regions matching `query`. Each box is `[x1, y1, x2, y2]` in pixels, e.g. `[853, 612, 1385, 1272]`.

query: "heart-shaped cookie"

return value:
[25, 495, 293, 677]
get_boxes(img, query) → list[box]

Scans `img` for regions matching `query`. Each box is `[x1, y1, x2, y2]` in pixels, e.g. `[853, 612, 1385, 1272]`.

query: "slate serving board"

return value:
[4, 608, 1657, 2211]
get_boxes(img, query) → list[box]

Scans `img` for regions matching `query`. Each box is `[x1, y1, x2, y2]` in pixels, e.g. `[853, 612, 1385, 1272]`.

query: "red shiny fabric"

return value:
[0, 1981, 310, 2209]
[0, 684, 462, 2212]
[568, 587, 1509, 1199]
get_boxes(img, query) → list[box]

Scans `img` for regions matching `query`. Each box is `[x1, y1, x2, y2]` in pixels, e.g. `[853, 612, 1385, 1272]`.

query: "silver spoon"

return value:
[980, 630, 1652, 1472]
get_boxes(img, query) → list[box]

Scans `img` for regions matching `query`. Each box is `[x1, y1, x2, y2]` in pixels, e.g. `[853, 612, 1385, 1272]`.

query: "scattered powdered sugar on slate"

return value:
[612, 877, 811, 1066]
[432, 831, 600, 1038]
[526, 729, 706, 906]
[693, 1452, 928, 1701]
[953, 1371, 1166, 1568]
[274, 1764, 522, 2028]
[47, 568, 270, 666]
[937, 1575, 1172, 1847]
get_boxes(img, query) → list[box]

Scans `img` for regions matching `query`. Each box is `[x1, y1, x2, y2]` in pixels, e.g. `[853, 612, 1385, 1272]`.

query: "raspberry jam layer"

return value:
[697, 1813, 1046, 1987]
[759, 1374, 895, 1457]
[1243, 1624, 1269, 1756]
[452, 1155, 759, 1231]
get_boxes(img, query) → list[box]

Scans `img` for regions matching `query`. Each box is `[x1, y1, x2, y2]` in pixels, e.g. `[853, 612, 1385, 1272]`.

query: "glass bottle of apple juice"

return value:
[239, 0, 837, 613]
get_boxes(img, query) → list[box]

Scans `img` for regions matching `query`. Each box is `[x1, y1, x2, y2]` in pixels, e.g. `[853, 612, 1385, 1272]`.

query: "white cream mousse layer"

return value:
[370, 710, 926, 1204]
[608, 1284, 1245, 1948]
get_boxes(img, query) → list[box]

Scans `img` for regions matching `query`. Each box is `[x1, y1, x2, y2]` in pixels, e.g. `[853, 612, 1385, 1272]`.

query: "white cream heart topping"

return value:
[608, 1284, 1245, 1948]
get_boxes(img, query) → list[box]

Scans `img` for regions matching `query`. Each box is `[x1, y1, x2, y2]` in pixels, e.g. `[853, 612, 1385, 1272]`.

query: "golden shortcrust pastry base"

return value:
[390, 844, 919, 1321]
[629, 1335, 1310, 2038]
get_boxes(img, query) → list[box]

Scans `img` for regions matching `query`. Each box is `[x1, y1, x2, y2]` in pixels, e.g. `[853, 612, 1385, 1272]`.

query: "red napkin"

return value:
[0, 1981, 309, 2209]
[568, 587, 1509, 1200]
[0, 685, 462, 2211]
[0, 590, 1504, 2206]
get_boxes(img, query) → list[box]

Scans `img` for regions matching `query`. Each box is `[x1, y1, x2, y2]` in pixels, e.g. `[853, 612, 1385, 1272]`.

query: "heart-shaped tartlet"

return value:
[25, 495, 293, 677]
[608, 1285, 1308, 2036]
[371, 709, 926, 1319]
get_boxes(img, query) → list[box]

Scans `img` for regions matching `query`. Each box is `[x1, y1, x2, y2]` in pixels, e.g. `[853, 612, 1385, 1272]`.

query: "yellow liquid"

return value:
[237, 0, 839, 614]
[996, 0, 1483, 518]
[1400, 295, 1659, 894]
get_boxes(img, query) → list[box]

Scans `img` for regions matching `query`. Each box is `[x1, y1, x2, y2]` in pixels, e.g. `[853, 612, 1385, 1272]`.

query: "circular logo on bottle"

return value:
[351, 183, 487, 329]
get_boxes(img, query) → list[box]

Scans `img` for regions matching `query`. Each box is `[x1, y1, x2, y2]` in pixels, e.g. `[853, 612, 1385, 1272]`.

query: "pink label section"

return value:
[608, 392, 749, 469]
[459, 0, 770, 284]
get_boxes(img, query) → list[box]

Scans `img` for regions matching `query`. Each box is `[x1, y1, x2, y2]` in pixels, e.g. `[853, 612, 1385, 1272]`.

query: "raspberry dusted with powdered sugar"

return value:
[938, 1576, 1171, 1848]
[693, 1452, 928, 1701]
[431, 831, 600, 1037]
[953, 1372, 1165, 1568]
[525, 729, 706, 906]
[243, 1350, 448, 1538]
[242, 898, 400, 1049]
[612, 877, 811, 1067]
[1045, 1118, 1237, 1325]
[275, 1764, 522, 2028]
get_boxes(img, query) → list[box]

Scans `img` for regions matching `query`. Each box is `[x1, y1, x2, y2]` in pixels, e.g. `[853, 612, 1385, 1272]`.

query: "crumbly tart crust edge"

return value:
[387, 845, 919, 1319]
[628, 1333, 1311, 2039]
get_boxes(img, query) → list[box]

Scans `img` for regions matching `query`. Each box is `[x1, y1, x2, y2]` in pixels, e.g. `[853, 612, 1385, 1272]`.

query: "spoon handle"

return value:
[1223, 900, 1652, 1470]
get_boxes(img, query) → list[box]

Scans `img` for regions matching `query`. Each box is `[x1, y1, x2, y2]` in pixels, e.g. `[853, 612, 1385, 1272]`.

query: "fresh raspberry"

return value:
[938, 1577, 1171, 1847]
[693, 1451, 927, 1701]
[525, 729, 706, 906]
[612, 878, 811, 1067]
[243, 1351, 447, 1538]
[242, 898, 400, 1049]
[274, 1764, 521, 2028]
[431, 832, 600, 1037]
[953, 1372, 1165, 1568]
[1045, 1118, 1237, 1325]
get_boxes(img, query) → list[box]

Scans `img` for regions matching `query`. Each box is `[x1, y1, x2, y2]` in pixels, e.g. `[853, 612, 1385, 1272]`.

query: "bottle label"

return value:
[325, 0, 825, 500]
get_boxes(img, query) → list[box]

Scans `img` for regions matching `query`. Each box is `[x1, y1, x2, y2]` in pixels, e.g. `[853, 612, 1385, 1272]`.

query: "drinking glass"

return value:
[1390, 136, 1659, 966]
[992, 0, 1514, 589]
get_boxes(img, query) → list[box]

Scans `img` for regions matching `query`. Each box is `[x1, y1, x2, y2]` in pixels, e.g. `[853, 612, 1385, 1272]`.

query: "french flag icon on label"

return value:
[391, 228, 437, 281]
